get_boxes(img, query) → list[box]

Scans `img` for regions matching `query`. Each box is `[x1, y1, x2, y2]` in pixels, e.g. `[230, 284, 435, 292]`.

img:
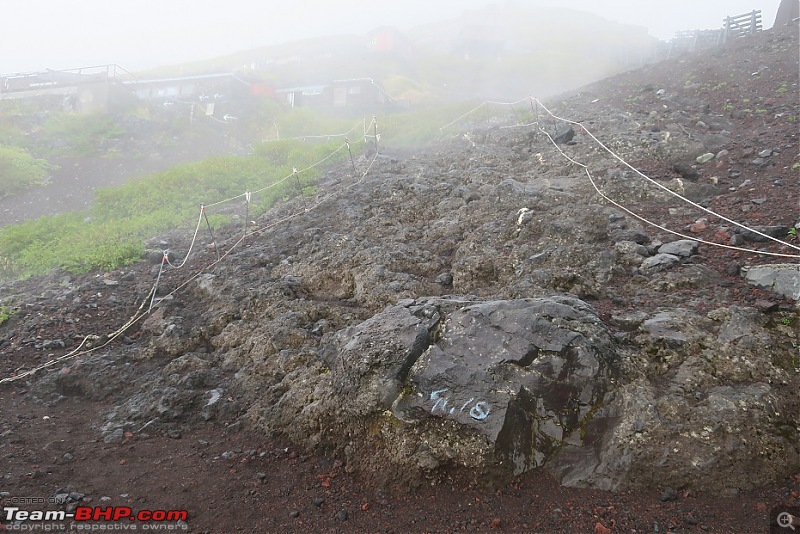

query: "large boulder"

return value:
[317, 295, 619, 483]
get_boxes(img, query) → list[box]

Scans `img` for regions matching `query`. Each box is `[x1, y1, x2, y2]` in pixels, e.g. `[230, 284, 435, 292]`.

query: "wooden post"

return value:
[373, 116, 379, 154]
[750, 10, 757, 34]
[723, 16, 731, 44]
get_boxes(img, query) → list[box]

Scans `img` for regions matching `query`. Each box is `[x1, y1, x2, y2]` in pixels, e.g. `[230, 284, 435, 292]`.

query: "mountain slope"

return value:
[0, 20, 798, 534]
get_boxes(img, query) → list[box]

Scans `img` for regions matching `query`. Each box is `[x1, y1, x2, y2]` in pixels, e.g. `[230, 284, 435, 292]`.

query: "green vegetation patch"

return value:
[0, 139, 348, 279]
[0, 98, 532, 280]
[0, 145, 56, 198]
[39, 112, 125, 156]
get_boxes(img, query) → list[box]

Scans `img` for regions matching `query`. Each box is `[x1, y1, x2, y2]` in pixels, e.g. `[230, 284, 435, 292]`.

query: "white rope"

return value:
[204, 192, 248, 209]
[485, 98, 532, 106]
[439, 98, 533, 132]
[439, 96, 799, 258]
[530, 97, 800, 254]
[282, 118, 366, 142]
[0, 284, 157, 385]
[164, 206, 205, 269]
[536, 124, 800, 259]
[439, 102, 488, 132]
[249, 141, 348, 197]
[0, 122, 381, 385]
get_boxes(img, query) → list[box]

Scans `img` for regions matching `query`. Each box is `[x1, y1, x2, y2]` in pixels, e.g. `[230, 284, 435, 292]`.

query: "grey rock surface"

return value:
[743, 263, 800, 299]
[640, 253, 681, 274]
[658, 239, 699, 258]
[391, 296, 616, 479]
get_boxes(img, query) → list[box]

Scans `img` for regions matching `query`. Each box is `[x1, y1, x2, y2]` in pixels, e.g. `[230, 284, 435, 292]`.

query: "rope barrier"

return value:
[280, 118, 367, 143]
[244, 190, 251, 239]
[0, 121, 378, 385]
[529, 97, 800, 254]
[148, 251, 168, 313]
[440, 98, 532, 132]
[202, 205, 220, 261]
[437, 95, 800, 258]
[0, 284, 158, 385]
[4, 95, 797, 386]
[536, 125, 800, 259]
[165, 206, 205, 269]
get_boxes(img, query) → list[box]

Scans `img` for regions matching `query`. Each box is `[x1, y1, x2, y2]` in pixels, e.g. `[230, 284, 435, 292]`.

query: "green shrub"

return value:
[0, 145, 56, 198]
[0, 304, 15, 326]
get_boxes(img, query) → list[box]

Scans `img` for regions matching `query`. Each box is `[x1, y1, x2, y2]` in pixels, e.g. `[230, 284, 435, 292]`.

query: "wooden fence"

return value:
[668, 29, 724, 57]
[722, 10, 763, 42]
[668, 9, 762, 58]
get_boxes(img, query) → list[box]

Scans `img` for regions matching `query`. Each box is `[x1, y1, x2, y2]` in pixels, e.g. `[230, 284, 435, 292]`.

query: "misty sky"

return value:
[2, 0, 782, 74]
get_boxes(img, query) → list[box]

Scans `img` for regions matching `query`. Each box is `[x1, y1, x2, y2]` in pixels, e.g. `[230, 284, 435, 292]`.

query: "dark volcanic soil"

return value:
[1, 22, 799, 534]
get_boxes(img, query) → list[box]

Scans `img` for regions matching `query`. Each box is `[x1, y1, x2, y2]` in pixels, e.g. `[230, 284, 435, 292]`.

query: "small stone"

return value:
[716, 149, 729, 160]
[610, 311, 648, 331]
[360, 503, 370, 511]
[750, 157, 767, 167]
[755, 300, 779, 312]
[63, 453, 74, 462]
[336, 509, 348, 521]
[289, 510, 300, 518]
[435, 272, 453, 286]
[104, 428, 124, 444]
[690, 220, 708, 233]
[658, 239, 699, 258]
[221, 451, 236, 460]
[167, 429, 182, 439]
[696, 153, 714, 164]
[673, 162, 699, 180]
[491, 517, 503, 529]
[725, 261, 742, 276]
[313, 497, 325, 507]
[660, 487, 679, 502]
[751, 198, 767, 205]
[41, 339, 66, 350]
[758, 149, 773, 158]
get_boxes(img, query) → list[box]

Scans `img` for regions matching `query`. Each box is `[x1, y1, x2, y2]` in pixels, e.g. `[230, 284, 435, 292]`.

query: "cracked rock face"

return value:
[321, 295, 618, 483]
